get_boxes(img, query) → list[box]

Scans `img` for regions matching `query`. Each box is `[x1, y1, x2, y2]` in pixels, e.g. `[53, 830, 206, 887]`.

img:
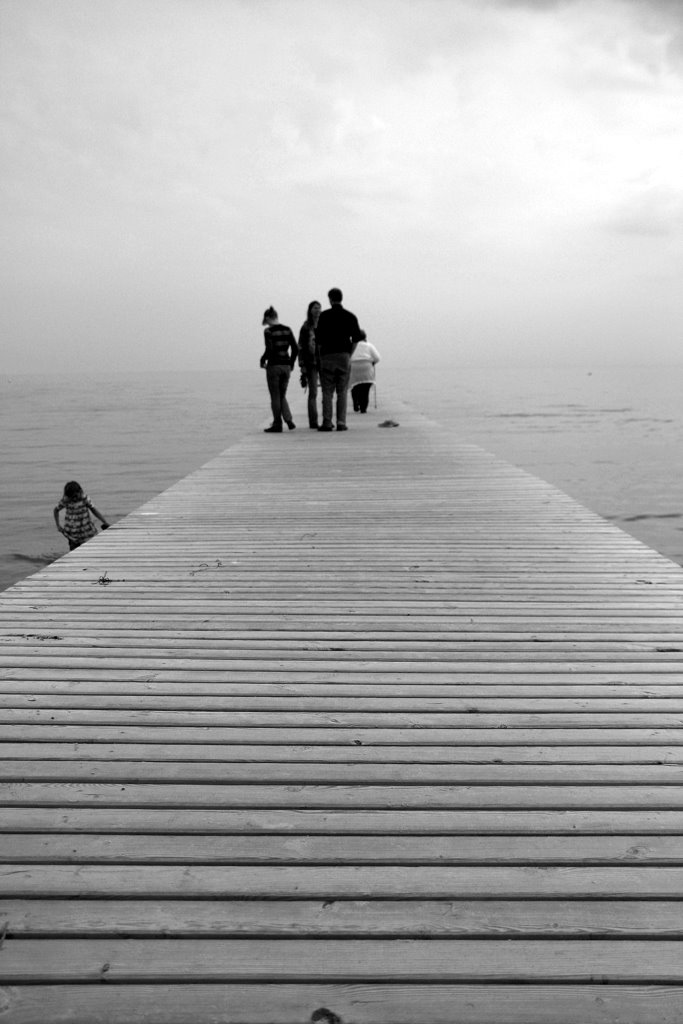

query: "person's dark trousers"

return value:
[266, 364, 293, 427]
[305, 364, 320, 427]
[320, 353, 351, 427]
[352, 382, 372, 413]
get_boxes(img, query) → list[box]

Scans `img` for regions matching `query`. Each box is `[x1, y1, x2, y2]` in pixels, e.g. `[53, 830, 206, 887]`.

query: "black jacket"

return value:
[315, 304, 362, 356]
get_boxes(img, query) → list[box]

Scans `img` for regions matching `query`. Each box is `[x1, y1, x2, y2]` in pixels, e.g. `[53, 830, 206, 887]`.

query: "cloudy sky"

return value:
[1, 0, 682, 372]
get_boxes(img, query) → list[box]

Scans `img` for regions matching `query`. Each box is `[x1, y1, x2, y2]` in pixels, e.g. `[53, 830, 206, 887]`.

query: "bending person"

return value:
[348, 331, 380, 413]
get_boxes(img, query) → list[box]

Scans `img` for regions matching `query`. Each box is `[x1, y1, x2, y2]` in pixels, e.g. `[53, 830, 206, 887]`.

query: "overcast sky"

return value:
[1, 0, 682, 372]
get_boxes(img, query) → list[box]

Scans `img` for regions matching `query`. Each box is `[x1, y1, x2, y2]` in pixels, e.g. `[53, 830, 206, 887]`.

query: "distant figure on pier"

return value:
[315, 287, 363, 432]
[259, 306, 299, 433]
[54, 481, 110, 551]
[348, 331, 380, 413]
[297, 299, 322, 429]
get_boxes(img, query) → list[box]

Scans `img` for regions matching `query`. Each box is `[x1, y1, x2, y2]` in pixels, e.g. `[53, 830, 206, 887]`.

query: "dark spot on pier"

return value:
[311, 1009, 342, 1024]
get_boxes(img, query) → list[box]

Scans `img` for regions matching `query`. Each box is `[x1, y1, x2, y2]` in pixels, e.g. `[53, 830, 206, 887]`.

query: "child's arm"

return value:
[89, 504, 110, 528]
[53, 506, 65, 534]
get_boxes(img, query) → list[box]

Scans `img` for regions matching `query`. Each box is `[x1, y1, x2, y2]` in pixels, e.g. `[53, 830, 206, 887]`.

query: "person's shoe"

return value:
[318, 423, 334, 432]
[309, 423, 319, 429]
[286, 420, 296, 430]
[336, 424, 348, 431]
[264, 424, 282, 433]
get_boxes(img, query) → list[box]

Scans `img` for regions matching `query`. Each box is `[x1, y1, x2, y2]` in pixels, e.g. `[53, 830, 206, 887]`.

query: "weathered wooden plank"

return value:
[2, 833, 681, 865]
[4, 760, 683, 785]
[40, 602, 668, 613]
[4, 781, 683, 810]
[3, 806, 683, 834]
[6, 560, 680, 572]
[3, 653, 683, 671]
[5, 709, 683, 729]
[3, 725, 683, 745]
[3, 616, 683, 632]
[3, 630, 683, 647]
[2, 742, 682, 763]
[1, 637, 682, 661]
[2, 983, 682, 1024]
[2, 864, 683, 898]
[7, 577, 683, 593]
[3, 897, 681, 936]
[5, 695, 683, 712]
[4, 938, 683, 982]
[2, 983, 679, 1024]
[3, 618, 683, 638]
[0, 643, 681, 661]
[5, 666, 683, 683]
[4, 755, 683, 785]
[5, 564, 680, 578]
[4, 680, 683, 696]
[5, 617, 683, 632]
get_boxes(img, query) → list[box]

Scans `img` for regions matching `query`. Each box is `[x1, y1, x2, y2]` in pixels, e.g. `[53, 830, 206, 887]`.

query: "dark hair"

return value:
[63, 480, 84, 501]
[262, 306, 277, 323]
[306, 300, 321, 319]
[328, 287, 343, 303]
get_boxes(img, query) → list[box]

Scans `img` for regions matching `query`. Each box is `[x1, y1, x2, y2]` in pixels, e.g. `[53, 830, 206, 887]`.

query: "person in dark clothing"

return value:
[315, 288, 363, 431]
[260, 306, 298, 433]
[297, 299, 322, 429]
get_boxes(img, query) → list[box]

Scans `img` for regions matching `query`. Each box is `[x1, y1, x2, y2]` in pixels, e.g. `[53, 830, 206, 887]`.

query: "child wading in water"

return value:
[54, 481, 110, 550]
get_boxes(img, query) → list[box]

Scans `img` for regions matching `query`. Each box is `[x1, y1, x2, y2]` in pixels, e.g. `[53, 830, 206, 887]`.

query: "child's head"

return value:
[63, 480, 84, 501]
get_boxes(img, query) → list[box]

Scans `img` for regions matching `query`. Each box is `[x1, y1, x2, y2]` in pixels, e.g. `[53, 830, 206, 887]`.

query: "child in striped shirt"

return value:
[54, 481, 110, 550]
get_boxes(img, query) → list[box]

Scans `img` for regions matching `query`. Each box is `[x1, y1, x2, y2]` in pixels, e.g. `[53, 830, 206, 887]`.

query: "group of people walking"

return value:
[260, 288, 380, 433]
[51, 288, 374, 555]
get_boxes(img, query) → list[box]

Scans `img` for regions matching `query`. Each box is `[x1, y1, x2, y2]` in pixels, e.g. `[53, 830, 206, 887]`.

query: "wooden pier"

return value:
[1, 400, 683, 1023]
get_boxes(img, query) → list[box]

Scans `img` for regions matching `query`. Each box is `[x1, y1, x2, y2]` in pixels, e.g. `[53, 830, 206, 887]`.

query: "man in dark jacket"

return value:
[315, 288, 363, 431]
[260, 306, 298, 433]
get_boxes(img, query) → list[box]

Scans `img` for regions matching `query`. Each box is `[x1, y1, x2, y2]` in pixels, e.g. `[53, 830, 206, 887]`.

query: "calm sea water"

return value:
[2, 363, 682, 592]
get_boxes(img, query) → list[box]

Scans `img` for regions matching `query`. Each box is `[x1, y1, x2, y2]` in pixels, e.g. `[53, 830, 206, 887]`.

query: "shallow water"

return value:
[389, 363, 683, 565]
[0, 370, 264, 591]
[2, 363, 682, 592]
